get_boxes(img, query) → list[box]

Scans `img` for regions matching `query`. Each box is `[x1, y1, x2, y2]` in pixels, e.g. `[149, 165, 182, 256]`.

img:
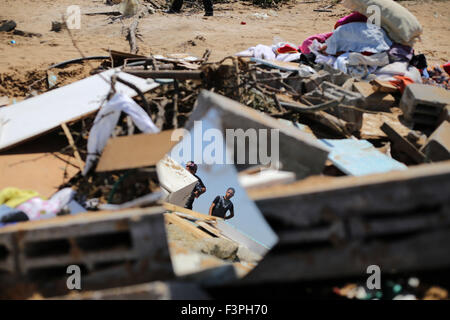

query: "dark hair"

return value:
[186, 161, 197, 173]
[227, 187, 235, 194]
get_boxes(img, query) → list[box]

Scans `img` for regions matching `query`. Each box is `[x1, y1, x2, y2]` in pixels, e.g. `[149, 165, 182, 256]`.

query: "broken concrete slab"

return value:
[185, 90, 329, 179]
[0, 68, 159, 151]
[400, 83, 450, 126]
[305, 81, 364, 106]
[381, 122, 427, 164]
[360, 109, 411, 139]
[0, 206, 174, 298]
[353, 81, 396, 111]
[420, 121, 450, 162]
[96, 130, 178, 172]
[320, 138, 407, 176]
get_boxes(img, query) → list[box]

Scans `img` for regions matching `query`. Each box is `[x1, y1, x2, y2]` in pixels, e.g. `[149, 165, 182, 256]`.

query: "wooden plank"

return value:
[371, 79, 398, 93]
[164, 213, 213, 239]
[380, 122, 427, 164]
[196, 221, 224, 238]
[163, 202, 222, 222]
[96, 130, 178, 172]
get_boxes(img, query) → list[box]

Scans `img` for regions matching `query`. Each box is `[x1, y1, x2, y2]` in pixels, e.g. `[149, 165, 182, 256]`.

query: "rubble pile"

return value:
[0, 0, 449, 300]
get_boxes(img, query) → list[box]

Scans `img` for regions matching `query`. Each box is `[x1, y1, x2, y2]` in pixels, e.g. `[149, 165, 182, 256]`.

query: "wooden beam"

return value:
[163, 202, 222, 222]
[196, 221, 225, 239]
[164, 213, 213, 239]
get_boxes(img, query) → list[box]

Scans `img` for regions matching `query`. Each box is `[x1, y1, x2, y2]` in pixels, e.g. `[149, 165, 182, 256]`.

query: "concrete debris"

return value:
[400, 83, 450, 127]
[1, 4, 450, 300]
[420, 121, 450, 161]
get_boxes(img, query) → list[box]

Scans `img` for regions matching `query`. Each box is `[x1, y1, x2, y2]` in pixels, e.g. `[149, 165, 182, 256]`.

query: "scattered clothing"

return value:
[16, 188, 75, 222]
[443, 62, 450, 75]
[299, 52, 317, 66]
[325, 22, 392, 55]
[348, 52, 390, 68]
[374, 61, 422, 83]
[388, 43, 414, 62]
[423, 65, 450, 90]
[0, 204, 27, 224]
[211, 195, 234, 219]
[236, 43, 301, 62]
[410, 53, 427, 70]
[275, 43, 298, 54]
[389, 75, 415, 93]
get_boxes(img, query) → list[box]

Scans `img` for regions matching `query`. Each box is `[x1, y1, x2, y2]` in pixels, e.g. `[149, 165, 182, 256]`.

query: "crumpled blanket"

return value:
[325, 22, 393, 55]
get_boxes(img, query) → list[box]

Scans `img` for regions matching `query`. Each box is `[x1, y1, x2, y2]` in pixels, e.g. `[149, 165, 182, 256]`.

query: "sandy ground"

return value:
[0, 0, 448, 77]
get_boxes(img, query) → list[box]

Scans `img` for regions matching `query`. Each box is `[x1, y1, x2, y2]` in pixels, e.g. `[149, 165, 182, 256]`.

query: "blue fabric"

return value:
[0, 204, 20, 218]
[325, 22, 392, 55]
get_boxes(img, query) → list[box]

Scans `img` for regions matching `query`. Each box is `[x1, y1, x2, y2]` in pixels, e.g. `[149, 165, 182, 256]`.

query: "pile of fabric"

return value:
[236, 0, 449, 91]
[0, 187, 75, 226]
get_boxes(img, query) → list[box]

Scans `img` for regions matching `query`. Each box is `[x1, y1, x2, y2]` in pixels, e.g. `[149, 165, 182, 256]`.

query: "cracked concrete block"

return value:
[420, 121, 450, 162]
[400, 84, 450, 125]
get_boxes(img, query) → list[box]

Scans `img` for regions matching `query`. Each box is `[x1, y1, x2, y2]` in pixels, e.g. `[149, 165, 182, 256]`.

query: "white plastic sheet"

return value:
[83, 93, 160, 175]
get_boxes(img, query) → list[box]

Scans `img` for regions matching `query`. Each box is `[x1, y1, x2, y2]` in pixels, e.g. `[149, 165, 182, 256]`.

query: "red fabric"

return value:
[444, 62, 450, 75]
[389, 76, 415, 93]
[276, 44, 299, 54]
[299, 32, 333, 54]
[334, 11, 367, 30]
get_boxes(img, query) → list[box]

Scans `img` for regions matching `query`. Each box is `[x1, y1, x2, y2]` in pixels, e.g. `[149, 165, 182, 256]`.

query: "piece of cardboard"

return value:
[96, 130, 178, 172]
[0, 152, 79, 198]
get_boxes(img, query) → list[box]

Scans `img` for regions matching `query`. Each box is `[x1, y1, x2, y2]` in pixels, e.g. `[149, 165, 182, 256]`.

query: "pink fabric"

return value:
[299, 32, 333, 54]
[334, 12, 367, 30]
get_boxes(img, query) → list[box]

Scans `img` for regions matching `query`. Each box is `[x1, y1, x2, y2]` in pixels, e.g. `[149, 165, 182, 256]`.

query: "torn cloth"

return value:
[83, 93, 160, 175]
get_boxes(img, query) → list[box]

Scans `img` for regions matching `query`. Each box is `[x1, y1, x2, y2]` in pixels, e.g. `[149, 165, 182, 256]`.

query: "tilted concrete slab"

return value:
[185, 90, 329, 178]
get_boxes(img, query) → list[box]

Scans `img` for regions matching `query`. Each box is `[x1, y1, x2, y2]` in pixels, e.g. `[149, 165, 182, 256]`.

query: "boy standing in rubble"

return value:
[209, 188, 235, 220]
[184, 161, 207, 210]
